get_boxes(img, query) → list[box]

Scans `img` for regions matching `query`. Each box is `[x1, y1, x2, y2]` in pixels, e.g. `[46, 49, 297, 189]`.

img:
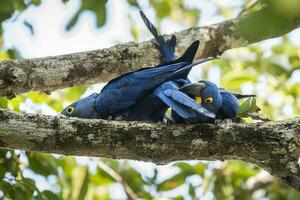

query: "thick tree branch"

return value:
[0, 7, 299, 98]
[0, 108, 299, 190]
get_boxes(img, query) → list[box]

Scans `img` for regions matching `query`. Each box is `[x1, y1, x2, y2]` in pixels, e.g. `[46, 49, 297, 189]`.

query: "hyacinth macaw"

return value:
[159, 81, 255, 123]
[156, 80, 223, 123]
[140, 10, 255, 123]
[61, 11, 217, 121]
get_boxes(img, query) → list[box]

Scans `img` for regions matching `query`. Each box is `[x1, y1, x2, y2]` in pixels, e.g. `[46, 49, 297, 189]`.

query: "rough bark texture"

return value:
[0, 7, 299, 98]
[0, 109, 299, 191]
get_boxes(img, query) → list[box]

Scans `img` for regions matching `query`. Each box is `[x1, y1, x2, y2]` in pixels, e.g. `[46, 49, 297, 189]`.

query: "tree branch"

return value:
[0, 108, 299, 190]
[0, 7, 299, 98]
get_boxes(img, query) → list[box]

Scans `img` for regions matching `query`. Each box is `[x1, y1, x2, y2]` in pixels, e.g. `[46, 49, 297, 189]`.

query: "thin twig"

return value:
[238, 0, 260, 17]
[93, 158, 138, 200]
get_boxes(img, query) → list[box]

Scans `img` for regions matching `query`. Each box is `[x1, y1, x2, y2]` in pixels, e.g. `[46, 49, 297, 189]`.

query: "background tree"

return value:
[0, 0, 300, 199]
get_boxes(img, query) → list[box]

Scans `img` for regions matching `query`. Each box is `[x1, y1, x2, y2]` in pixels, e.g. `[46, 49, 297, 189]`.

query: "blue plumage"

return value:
[61, 11, 217, 121]
[161, 82, 254, 123]
[139, 10, 176, 63]
[159, 80, 223, 123]
[154, 80, 216, 120]
[61, 10, 247, 124]
[216, 89, 239, 119]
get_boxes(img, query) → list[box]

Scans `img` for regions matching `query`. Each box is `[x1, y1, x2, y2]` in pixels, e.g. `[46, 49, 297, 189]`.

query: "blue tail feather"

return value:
[140, 10, 176, 62]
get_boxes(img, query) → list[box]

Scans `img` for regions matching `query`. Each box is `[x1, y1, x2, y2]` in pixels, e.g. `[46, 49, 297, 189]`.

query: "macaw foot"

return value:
[213, 119, 223, 124]
[57, 114, 67, 119]
[231, 117, 243, 123]
[214, 118, 234, 125]
[214, 117, 245, 124]
[163, 117, 176, 124]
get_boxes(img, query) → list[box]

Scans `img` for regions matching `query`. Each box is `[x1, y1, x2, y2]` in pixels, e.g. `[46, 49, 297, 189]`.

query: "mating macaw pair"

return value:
[62, 11, 251, 123]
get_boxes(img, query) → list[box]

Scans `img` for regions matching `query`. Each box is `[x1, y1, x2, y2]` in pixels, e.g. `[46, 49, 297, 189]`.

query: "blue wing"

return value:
[95, 41, 204, 117]
[154, 81, 216, 119]
[96, 62, 189, 116]
[94, 10, 217, 119]
[95, 56, 217, 117]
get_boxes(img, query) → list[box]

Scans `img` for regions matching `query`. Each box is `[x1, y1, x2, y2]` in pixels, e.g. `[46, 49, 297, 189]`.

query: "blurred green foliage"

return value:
[66, 0, 108, 30]
[0, 0, 300, 199]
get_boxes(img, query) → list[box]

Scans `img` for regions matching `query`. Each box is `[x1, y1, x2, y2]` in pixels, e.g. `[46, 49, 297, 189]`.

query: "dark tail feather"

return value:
[175, 40, 199, 63]
[171, 56, 218, 79]
[140, 10, 176, 62]
[232, 93, 256, 99]
[219, 88, 256, 99]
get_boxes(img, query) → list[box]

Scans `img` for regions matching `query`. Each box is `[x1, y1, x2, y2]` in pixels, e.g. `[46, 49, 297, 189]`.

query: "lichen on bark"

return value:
[0, 109, 299, 190]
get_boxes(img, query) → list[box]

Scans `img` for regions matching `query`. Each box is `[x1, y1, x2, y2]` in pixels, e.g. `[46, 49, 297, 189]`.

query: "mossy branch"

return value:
[0, 109, 299, 190]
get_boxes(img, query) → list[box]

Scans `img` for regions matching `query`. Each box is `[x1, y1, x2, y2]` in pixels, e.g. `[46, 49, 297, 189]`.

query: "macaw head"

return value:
[217, 90, 256, 119]
[180, 80, 222, 113]
[217, 90, 239, 119]
[61, 93, 99, 118]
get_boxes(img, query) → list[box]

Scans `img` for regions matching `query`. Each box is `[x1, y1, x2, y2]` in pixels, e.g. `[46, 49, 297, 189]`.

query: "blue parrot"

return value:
[61, 11, 217, 121]
[159, 81, 255, 123]
[155, 80, 223, 123]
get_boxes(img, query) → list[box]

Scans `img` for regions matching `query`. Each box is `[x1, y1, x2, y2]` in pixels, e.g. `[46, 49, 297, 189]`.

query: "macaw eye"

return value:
[205, 97, 213, 104]
[66, 107, 74, 114]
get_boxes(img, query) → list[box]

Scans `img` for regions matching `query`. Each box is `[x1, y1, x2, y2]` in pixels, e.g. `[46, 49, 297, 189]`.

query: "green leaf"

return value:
[194, 163, 206, 177]
[127, 0, 138, 7]
[3, 150, 20, 177]
[25, 91, 63, 112]
[175, 162, 206, 177]
[188, 183, 196, 199]
[100, 158, 119, 171]
[130, 26, 139, 42]
[12, 178, 38, 200]
[238, 97, 260, 117]
[150, 0, 171, 19]
[0, 165, 5, 180]
[63, 85, 88, 103]
[157, 173, 186, 192]
[174, 196, 184, 200]
[27, 152, 58, 176]
[66, 0, 108, 30]
[38, 190, 61, 200]
[77, 167, 89, 200]
[30, 0, 41, 5]
[0, 97, 8, 108]
[93, 0, 107, 27]
[8, 95, 26, 111]
[66, 9, 81, 30]
[91, 167, 115, 186]
[14, 0, 26, 11]
[6, 48, 19, 59]
[0, 0, 14, 22]
[0, 180, 13, 199]
[121, 167, 146, 195]
[58, 156, 77, 177]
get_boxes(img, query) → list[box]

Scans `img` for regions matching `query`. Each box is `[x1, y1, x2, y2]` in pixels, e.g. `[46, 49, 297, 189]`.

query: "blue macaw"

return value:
[61, 11, 216, 121]
[158, 81, 255, 123]
[138, 11, 246, 123]
[156, 80, 222, 123]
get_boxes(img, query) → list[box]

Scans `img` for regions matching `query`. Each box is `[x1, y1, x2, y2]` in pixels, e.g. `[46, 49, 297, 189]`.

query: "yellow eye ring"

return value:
[195, 96, 202, 104]
[66, 107, 74, 114]
[205, 97, 213, 104]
